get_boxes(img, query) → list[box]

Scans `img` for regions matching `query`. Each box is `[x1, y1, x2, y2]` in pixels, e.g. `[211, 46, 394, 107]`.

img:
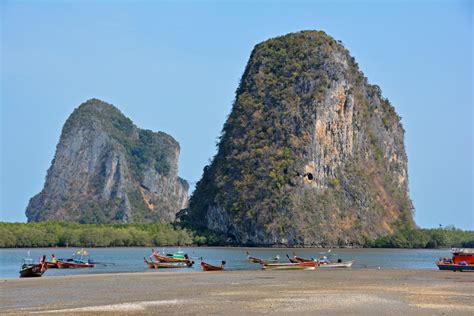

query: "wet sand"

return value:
[1, 269, 473, 315]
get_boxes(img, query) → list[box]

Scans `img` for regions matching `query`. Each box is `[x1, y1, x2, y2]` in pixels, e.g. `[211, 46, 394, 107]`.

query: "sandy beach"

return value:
[1, 269, 473, 315]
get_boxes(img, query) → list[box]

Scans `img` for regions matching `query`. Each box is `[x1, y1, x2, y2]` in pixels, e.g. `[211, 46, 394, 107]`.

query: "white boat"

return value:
[317, 260, 354, 268]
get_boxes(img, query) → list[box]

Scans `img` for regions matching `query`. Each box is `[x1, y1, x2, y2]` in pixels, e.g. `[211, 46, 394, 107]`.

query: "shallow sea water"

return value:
[0, 247, 449, 279]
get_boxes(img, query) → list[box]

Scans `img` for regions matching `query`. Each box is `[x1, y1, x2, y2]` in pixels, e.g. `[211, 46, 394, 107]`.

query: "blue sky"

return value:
[1, 0, 472, 229]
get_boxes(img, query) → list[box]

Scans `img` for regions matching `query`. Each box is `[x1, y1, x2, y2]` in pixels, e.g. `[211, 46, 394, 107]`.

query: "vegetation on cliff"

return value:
[63, 101, 175, 178]
[185, 30, 413, 246]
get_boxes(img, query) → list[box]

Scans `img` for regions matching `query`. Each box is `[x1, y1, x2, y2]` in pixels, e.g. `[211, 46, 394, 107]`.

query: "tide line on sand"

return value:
[32, 299, 190, 313]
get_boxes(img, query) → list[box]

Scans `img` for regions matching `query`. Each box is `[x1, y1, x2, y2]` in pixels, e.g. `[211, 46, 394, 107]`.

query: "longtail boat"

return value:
[151, 249, 192, 264]
[152, 252, 187, 263]
[200, 258, 225, 271]
[262, 261, 317, 270]
[144, 257, 193, 269]
[436, 248, 474, 272]
[56, 249, 96, 268]
[20, 255, 47, 278]
[56, 260, 95, 268]
[314, 250, 354, 268]
[246, 252, 279, 264]
[318, 259, 354, 268]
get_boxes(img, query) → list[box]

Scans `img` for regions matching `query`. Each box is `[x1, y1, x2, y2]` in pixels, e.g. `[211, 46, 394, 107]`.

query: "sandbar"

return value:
[1, 269, 473, 315]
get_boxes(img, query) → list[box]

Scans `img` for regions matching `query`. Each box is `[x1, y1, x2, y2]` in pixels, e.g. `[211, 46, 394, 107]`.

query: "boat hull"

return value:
[436, 263, 474, 272]
[262, 262, 317, 270]
[20, 270, 43, 278]
[56, 261, 95, 268]
[318, 261, 354, 268]
[201, 261, 224, 271]
[20, 265, 47, 278]
[20, 262, 47, 278]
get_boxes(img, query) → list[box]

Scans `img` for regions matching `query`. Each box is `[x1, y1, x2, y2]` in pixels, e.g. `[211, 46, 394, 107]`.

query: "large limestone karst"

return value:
[26, 99, 188, 223]
[184, 30, 413, 246]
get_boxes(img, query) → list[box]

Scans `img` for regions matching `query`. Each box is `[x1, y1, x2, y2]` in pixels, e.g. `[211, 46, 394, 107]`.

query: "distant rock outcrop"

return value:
[184, 31, 413, 246]
[26, 99, 188, 223]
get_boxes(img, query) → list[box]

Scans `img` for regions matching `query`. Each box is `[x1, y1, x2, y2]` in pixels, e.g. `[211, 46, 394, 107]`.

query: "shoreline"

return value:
[2, 269, 473, 315]
[0, 266, 449, 281]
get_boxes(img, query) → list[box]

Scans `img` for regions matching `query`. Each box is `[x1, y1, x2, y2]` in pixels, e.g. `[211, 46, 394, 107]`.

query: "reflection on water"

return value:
[0, 247, 449, 279]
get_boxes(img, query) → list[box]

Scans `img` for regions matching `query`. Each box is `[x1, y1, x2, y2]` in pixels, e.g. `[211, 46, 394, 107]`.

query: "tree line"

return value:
[0, 221, 472, 248]
[369, 226, 474, 248]
[0, 222, 224, 248]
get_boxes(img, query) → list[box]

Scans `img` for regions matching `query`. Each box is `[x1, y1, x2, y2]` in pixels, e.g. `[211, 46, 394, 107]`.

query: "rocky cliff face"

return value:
[26, 99, 188, 223]
[185, 31, 413, 246]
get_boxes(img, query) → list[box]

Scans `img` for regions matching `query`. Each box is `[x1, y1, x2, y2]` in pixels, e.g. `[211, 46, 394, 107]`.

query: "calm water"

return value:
[0, 247, 449, 279]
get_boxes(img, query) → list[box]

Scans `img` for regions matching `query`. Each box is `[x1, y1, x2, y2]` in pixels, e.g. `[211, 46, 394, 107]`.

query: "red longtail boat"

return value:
[56, 260, 95, 268]
[200, 258, 225, 271]
[56, 249, 95, 268]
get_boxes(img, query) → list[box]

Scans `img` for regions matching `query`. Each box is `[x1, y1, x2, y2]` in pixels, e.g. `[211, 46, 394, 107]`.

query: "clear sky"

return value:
[1, 0, 472, 229]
